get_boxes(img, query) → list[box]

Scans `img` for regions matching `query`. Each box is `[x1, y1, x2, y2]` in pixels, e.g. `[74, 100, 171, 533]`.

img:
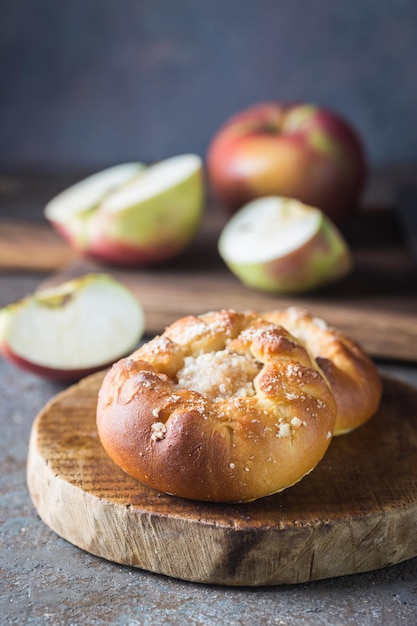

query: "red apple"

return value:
[206, 102, 367, 224]
[45, 155, 205, 266]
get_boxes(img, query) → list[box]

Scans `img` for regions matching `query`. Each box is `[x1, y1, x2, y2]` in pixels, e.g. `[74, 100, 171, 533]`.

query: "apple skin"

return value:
[46, 156, 205, 266]
[206, 102, 367, 224]
[218, 204, 352, 294]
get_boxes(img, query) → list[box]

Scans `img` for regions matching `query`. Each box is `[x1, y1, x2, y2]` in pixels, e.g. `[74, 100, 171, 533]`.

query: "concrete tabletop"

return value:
[1, 272, 417, 625]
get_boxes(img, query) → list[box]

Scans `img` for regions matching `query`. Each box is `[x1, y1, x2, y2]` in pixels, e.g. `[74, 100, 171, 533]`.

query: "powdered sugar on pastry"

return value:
[97, 309, 338, 503]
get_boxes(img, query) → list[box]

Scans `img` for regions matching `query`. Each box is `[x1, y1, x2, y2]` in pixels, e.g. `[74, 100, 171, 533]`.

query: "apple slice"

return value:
[218, 196, 352, 293]
[0, 274, 145, 381]
[45, 154, 205, 266]
[45, 162, 146, 248]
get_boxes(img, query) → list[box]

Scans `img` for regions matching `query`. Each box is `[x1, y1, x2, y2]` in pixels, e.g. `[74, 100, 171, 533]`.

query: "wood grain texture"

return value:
[0, 219, 75, 271]
[27, 371, 417, 586]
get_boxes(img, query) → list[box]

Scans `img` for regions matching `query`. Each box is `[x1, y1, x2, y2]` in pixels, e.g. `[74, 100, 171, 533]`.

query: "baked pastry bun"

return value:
[263, 307, 382, 435]
[97, 309, 336, 503]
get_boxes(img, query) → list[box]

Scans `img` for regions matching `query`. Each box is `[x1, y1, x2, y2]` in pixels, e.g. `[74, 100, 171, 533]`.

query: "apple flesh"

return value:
[45, 162, 146, 253]
[207, 102, 367, 224]
[0, 274, 145, 381]
[45, 154, 205, 266]
[218, 197, 352, 293]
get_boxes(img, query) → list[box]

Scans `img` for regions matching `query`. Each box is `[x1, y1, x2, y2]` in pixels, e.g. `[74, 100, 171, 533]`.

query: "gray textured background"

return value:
[1, 0, 417, 169]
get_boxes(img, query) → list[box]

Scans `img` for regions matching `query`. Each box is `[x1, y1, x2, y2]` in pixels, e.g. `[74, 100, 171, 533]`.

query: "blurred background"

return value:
[1, 0, 417, 172]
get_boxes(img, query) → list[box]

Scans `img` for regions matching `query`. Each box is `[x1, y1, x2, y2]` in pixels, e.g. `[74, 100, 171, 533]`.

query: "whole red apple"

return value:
[206, 102, 368, 224]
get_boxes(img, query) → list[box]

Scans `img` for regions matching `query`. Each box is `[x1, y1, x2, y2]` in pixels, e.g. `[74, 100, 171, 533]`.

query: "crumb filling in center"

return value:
[175, 349, 260, 400]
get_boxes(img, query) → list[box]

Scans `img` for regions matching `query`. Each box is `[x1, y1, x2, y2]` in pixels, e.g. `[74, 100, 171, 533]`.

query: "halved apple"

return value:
[218, 196, 352, 293]
[45, 154, 205, 265]
[0, 274, 145, 381]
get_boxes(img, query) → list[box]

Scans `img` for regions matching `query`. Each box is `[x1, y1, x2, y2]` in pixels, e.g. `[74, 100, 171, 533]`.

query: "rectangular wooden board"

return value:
[39, 208, 417, 362]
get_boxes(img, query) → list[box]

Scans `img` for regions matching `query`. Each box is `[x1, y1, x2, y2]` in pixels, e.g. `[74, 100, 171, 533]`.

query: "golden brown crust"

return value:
[97, 309, 336, 503]
[263, 307, 382, 435]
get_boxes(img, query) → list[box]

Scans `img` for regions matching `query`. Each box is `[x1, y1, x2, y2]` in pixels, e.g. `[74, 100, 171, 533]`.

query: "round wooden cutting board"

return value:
[27, 372, 417, 586]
